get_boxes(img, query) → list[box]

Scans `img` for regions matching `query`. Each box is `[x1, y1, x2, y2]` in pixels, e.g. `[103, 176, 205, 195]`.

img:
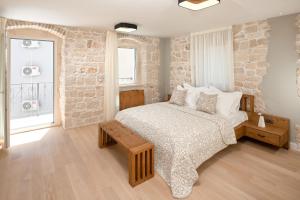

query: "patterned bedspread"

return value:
[115, 102, 237, 198]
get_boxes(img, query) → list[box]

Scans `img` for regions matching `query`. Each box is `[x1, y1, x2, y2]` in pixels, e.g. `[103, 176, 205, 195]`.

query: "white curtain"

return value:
[104, 31, 119, 121]
[0, 18, 7, 148]
[190, 27, 234, 91]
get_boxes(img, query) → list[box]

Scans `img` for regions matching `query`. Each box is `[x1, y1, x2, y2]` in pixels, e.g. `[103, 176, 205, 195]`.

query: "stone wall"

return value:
[297, 14, 300, 97]
[61, 28, 106, 128]
[296, 68, 300, 97]
[6, 19, 66, 38]
[169, 21, 271, 112]
[118, 34, 161, 103]
[233, 20, 271, 112]
[144, 38, 160, 103]
[170, 35, 191, 91]
[297, 68, 300, 97]
[62, 32, 160, 128]
[7, 19, 161, 129]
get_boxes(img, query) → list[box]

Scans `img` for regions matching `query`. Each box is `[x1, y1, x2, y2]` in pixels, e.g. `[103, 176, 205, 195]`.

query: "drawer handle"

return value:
[257, 134, 266, 138]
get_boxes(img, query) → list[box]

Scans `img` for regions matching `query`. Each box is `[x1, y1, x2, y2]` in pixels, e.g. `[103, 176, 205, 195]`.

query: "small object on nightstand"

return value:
[258, 113, 266, 128]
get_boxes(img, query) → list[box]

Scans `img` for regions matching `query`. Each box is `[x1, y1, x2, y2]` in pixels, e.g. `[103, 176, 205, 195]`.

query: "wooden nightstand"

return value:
[241, 113, 290, 149]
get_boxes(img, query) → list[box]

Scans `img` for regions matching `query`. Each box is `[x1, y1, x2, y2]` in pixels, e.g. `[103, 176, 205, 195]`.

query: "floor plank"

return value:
[1, 125, 300, 200]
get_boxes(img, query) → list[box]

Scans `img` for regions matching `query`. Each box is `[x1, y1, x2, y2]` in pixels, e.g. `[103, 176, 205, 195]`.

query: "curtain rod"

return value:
[191, 26, 232, 36]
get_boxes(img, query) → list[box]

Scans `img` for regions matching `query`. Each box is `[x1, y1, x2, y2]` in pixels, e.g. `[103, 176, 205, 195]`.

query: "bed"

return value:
[115, 90, 253, 198]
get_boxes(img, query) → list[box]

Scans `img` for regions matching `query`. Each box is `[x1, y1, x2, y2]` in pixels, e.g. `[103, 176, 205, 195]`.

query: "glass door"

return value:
[9, 38, 54, 132]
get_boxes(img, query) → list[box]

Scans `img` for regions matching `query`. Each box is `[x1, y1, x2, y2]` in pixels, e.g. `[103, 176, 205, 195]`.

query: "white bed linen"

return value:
[115, 102, 237, 198]
[226, 111, 248, 127]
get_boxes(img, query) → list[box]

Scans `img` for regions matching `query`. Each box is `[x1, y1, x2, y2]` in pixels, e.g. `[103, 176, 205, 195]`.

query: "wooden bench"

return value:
[98, 120, 154, 186]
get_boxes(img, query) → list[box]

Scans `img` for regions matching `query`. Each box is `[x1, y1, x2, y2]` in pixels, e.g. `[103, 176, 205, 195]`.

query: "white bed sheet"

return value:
[226, 111, 248, 127]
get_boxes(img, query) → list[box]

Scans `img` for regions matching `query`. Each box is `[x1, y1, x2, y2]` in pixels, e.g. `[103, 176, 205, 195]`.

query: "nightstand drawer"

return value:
[246, 127, 280, 146]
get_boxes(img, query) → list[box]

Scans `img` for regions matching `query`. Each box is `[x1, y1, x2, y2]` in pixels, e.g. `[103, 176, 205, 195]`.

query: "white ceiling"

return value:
[0, 0, 300, 37]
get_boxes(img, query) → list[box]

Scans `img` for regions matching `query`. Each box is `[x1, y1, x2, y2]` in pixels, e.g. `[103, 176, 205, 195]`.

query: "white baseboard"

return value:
[290, 142, 300, 152]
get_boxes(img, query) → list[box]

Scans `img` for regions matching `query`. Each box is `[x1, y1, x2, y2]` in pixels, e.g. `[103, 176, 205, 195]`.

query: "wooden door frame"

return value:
[6, 28, 62, 138]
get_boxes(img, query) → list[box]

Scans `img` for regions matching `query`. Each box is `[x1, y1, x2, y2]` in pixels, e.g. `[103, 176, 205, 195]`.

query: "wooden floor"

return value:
[1, 125, 300, 200]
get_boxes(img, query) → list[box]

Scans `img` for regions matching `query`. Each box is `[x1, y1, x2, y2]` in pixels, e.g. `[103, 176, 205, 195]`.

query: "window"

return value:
[118, 48, 136, 85]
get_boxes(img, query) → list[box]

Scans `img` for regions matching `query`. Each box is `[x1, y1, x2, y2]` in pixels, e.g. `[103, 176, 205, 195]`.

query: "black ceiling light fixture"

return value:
[114, 23, 137, 33]
[178, 0, 220, 11]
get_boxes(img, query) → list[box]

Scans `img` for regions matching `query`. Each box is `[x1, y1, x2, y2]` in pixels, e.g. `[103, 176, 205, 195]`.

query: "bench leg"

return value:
[128, 145, 154, 187]
[98, 127, 116, 148]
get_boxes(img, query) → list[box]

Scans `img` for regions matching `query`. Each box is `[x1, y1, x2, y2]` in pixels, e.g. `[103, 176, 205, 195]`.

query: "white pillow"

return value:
[216, 91, 242, 117]
[207, 86, 222, 94]
[203, 86, 242, 117]
[183, 83, 193, 88]
[177, 85, 185, 90]
[183, 83, 208, 109]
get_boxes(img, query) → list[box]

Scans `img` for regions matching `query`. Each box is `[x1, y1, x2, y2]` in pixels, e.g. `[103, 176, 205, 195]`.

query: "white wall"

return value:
[263, 14, 300, 142]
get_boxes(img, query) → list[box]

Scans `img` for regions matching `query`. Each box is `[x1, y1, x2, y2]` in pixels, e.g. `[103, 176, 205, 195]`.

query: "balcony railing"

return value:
[10, 82, 54, 119]
[119, 77, 134, 85]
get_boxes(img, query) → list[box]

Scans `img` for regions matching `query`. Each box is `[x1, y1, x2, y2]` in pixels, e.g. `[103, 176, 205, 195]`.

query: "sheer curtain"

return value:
[190, 27, 234, 91]
[104, 31, 119, 121]
[0, 17, 6, 149]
